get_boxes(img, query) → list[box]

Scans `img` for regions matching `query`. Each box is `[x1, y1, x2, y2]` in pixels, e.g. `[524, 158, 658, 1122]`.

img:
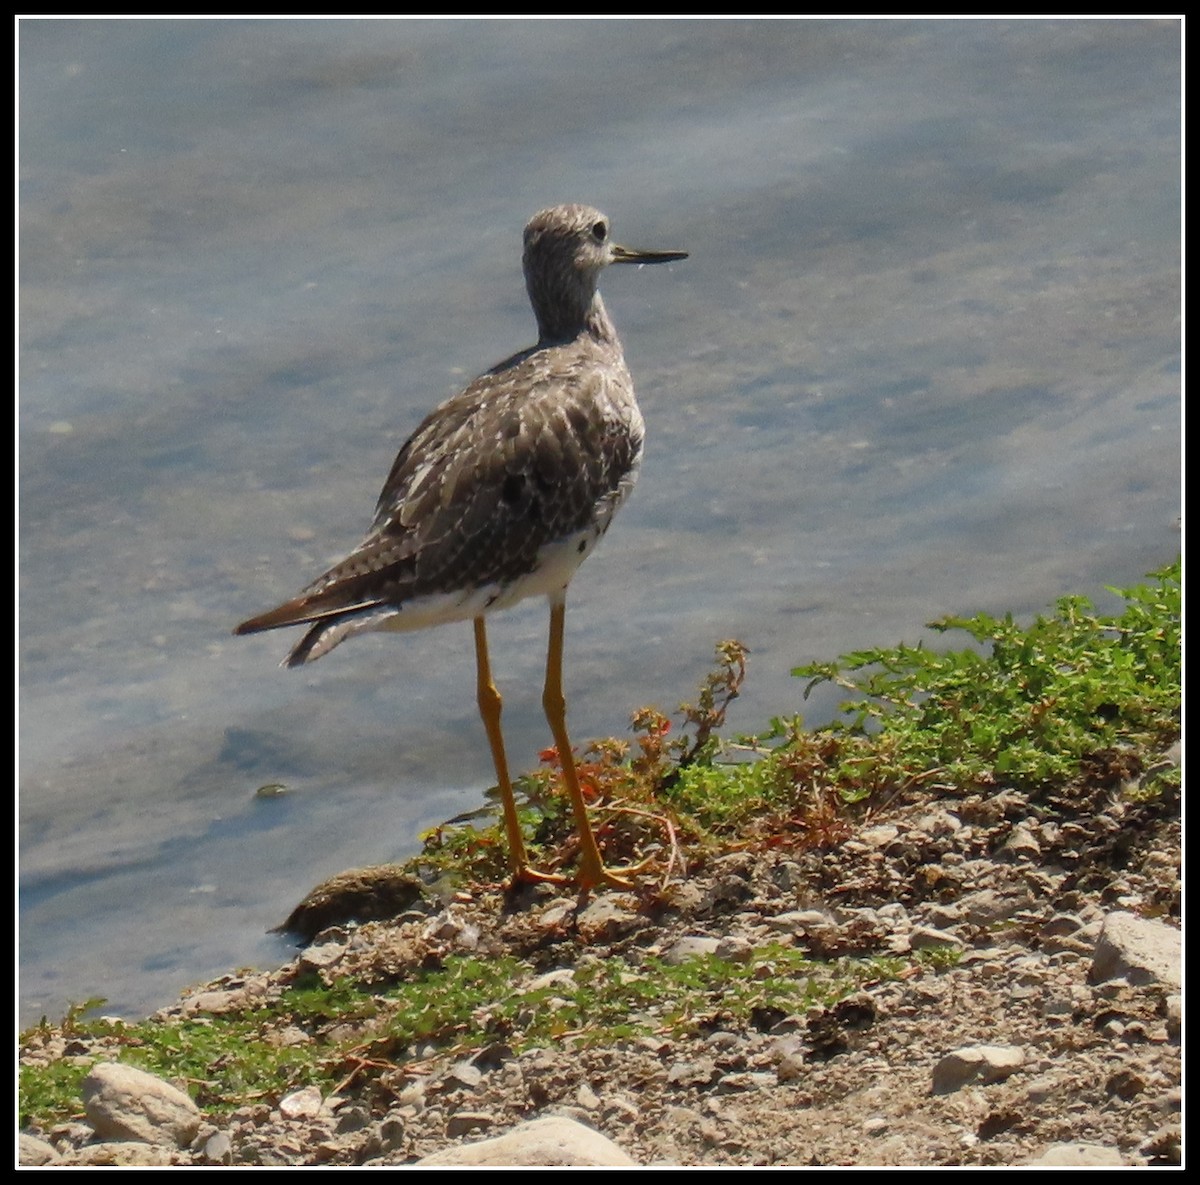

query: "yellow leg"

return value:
[542, 599, 641, 891]
[474, 617, 565, 886]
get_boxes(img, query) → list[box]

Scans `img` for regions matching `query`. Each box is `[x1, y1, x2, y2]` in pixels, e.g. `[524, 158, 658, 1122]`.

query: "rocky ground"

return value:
[20, 752, 1182, 1167]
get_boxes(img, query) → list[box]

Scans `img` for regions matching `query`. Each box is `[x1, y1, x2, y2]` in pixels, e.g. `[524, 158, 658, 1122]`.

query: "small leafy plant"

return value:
[420, 562, 1180, 879]
[790, 558, 1180, 797]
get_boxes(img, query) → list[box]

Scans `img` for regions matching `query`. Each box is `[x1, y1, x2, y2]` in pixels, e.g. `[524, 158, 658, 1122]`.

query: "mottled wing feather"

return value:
[236, 338, 640, 635]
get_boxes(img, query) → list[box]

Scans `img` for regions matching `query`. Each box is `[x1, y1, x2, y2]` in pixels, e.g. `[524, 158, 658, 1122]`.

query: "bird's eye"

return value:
[592, 220, 608, 242]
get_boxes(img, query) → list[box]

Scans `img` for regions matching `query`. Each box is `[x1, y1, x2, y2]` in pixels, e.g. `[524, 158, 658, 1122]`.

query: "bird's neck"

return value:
[582, 294, 620, 347]
[534, 291, 620, 349]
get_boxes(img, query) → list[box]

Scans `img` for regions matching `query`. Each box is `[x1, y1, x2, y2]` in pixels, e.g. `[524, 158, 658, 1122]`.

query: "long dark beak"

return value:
[611, 244, 689, 264]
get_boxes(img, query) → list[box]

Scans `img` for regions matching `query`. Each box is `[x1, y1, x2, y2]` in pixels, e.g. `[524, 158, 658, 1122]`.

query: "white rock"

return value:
[602, 1093, 641, 1122]
[908, 925, 965, 951]
[299, 940, 348, 972]
[278, 1084, 324, 1119]
[576, 898, 643, 939]
[179, 985, 263, 1016]
[662, 935, 721, 964]
[203, 1130, 234, 1164]
[423, 908, 480, 948]
[996, 823, 1041, 861]
[858, 824, 900, 847]
[525, 968, 577, 992]
[767, 909, 833, 935]
[1090, 911, 1181, 989]
[917, 810, 962, 837]
[415, 1115, 636, 1166]
[67, 1142, 177, 1166]
[1024, 1142, 1126, 1166]
[18, 1133, 61, 1165]
[714, 935, 755, 962]
[444, 1060, 483, 1089]
[82, 1062, 201, 1147]
[931, 1044, 1025, 1094]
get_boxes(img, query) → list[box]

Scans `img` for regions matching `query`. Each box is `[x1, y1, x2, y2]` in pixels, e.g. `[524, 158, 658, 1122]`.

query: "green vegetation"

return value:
[423, 560, 1180, 875]
[20, 944, 949, 1128]
[791, 559, 1181, 795]
[20, 561, 1180, 1132]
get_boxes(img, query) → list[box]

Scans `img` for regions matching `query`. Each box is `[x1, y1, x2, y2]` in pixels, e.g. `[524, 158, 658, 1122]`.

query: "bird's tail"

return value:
[236, 603, 403, 668]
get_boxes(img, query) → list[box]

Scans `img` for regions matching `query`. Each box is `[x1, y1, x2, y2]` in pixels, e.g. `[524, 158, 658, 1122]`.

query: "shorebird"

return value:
[236, 204, 687, 891]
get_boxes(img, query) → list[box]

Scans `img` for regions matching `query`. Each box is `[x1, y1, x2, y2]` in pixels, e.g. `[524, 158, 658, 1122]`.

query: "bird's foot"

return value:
[508, 863, 573, 889]
[508, 856, 653, 894]
[573, 854, 654, 894]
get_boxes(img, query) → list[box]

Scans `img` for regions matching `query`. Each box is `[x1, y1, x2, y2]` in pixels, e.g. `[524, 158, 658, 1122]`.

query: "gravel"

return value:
[21, 766, 1181, 1166]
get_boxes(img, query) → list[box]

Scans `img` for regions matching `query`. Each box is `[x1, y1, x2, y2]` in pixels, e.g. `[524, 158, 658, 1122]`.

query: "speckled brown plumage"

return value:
[236, 204, 685, 891]
[236, 205, 685, 666]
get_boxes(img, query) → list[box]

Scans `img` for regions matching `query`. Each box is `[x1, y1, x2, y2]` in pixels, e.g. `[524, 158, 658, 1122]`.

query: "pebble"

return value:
[857, 824, 900, 848]
[602, 1094, 641, 1123]
[996, 824, 1041, 861]
[766, 909, 833, 935]
[667, 1058, 720, 1088]
[576, 898, 645, 941]
[18, 1133, 60, 1165]
[662, 936, 721, 964]
[278, 1086, 324, 1120]
[956, 887, 1033, 926]
[525, 967, 577, 991]
[299, 941, 349, 973]
[443, 1060, 484, 1090]
[715, 1071, 775, 1093]
[907, 926, 965, 952]
[714, 935, 755, 962]
[179, 983, 269, 1015]
[931, 1044, 1026, 1094]
[69, 1141, 178, 1166]
[445, 1110, 495, 1137]
[203, 1130, 234, 1164]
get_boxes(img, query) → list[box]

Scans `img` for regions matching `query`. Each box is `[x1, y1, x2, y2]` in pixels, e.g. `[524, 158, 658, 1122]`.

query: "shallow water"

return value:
[18, 18, 1180, 1024]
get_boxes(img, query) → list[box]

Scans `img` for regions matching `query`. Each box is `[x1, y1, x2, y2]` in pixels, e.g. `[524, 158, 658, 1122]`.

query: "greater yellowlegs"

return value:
[236, 204, 687, 891]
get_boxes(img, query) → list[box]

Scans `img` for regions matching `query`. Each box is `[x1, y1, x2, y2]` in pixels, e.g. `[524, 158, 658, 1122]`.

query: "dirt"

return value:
[22, 756, 1182, 1167]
